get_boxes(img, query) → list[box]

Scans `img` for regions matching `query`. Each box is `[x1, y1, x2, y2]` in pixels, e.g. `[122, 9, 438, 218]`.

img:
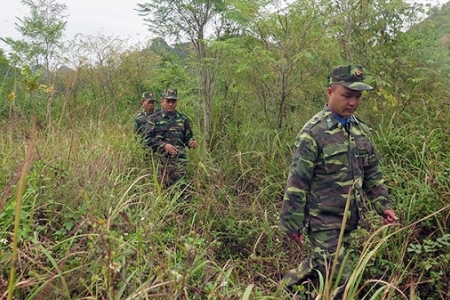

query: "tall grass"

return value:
[6, 118, 36, 300]
[0, 96, 449, 299]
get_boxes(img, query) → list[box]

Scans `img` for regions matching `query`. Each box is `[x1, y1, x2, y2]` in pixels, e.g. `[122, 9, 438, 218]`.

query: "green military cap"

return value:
[142, 92, 156, 101]
[162, 88, 178, 100]
[329, 65, 373, 91]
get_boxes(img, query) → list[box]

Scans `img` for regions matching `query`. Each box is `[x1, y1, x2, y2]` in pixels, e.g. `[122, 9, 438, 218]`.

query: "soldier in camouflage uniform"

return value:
[280, 65, 398, 299]
[134, 92, 158, 139]
[144, 88, 198, 188]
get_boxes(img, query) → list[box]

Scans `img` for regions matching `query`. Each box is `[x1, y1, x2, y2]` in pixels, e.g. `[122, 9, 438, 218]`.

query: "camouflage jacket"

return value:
[134, 108, 161, 137]
[280, 108, 392, 234]
[144, 110, 195, 158]
[134, 109, 150, 137]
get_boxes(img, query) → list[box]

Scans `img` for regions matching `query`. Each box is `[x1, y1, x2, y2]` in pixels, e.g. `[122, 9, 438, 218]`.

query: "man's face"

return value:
[142, 99, 155, 114]
[327, 84, 363, 118]
[161, 98, 177, 113]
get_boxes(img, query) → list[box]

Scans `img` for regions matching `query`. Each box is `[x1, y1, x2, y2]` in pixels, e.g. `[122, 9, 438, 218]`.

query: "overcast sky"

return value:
[1, 0, 152, 49]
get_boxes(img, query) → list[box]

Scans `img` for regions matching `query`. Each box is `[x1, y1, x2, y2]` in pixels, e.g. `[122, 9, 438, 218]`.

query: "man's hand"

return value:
[287, 233, 304, 244]
[189, 140, 198, 148]
[382, 209, 399, 225]
[163, 143, 178, 155]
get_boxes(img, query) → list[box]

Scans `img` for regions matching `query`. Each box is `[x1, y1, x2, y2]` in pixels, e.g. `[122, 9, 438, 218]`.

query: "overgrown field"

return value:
[0, 95, 449, 299]
[1, 1, 450, 298]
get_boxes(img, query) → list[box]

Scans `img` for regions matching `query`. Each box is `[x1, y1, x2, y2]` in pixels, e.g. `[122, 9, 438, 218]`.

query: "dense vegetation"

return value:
[1, 0, 449, 299]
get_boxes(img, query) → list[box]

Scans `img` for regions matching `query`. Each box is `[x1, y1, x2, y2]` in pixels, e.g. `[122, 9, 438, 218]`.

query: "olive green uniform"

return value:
[134, 109, 151, 137]
[280, 107, 393, 295]
[144, 110, 195, 187]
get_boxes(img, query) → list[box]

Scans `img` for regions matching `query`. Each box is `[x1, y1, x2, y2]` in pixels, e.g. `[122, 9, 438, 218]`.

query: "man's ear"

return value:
[326, 86, 333, 98]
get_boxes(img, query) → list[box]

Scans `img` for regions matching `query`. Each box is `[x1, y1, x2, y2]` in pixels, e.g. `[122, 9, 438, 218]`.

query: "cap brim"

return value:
[342, 82, 373, 91]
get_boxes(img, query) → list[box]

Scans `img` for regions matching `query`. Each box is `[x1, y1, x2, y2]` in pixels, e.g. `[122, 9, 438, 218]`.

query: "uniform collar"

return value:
[332, 112, 351, 126]
[324, 106, 351, 126]
[161, 110, 177, 118]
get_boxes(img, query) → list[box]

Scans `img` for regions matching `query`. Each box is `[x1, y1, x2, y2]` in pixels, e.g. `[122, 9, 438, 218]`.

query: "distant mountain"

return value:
[149, 37, 191, 59]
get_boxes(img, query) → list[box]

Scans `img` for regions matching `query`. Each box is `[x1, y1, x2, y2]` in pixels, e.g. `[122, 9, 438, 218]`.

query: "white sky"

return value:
[0, 0, 152, 49]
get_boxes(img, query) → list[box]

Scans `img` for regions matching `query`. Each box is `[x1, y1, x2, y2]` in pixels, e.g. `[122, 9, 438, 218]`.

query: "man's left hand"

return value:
[189, 140, 198, 148]
[382, 209, 398, 225]
[287, 233, 304, 244]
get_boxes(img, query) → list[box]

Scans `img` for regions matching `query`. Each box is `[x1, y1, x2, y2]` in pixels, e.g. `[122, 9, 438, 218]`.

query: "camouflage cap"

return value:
[162, 88, 178, 100]
[142, 92, 156, 101]
[329, 65, 373, 91]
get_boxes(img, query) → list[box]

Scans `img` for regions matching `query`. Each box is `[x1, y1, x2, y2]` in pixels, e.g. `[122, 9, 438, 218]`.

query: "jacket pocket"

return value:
[321, 143, 349, 174]
[316, 194, 348, 215]
[355, 138, 372, 167]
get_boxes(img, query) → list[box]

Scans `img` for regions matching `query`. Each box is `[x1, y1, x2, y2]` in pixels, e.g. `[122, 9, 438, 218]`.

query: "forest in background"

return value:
[0, 0, 449, 299]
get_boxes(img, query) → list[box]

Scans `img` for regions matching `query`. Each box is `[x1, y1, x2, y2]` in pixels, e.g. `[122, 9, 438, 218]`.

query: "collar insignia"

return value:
[325, 117, 334, 129]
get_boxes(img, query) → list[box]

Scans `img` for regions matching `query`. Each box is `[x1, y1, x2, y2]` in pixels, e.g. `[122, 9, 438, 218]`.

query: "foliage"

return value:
[0, 49, 11, 77]
[0, 0, 68, 128]
[1, 0, 450, 299]
[326, 0, 425, 63]
[212, 0, 337, 130]
[1, 0, 68, 74]
[0, 49, 15, 118]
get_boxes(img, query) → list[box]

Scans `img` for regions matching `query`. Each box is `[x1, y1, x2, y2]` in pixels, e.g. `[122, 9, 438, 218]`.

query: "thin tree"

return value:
[1, 0, 67, 126]
[136, 0, 227, 146]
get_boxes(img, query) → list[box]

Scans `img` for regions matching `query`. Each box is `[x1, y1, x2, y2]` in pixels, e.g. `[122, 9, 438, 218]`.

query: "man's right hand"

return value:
[163, 143, 178, 155]
[287, 233, 304, 244]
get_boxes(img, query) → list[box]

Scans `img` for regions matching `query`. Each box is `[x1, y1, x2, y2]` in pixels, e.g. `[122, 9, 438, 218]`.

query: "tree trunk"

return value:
[195, 39, 216, 149]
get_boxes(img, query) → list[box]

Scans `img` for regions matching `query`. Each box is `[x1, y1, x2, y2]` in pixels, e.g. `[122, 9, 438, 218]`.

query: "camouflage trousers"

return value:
[157, 155, 188, 188]
[283, 229, 353, 299]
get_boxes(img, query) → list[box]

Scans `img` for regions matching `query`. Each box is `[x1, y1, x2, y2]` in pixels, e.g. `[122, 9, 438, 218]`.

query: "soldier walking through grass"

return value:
[144, 88, 198, 190]
[134, 91, 159, 139]
[280, 65, 398, 299]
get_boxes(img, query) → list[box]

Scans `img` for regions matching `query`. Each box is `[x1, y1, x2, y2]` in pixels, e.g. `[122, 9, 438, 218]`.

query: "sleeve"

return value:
[183, 116, 194, 146]
[144, 118, 166, 152]
[134, 114, 143, 135]
[134, 118, 140, 135]
[280, 132, 318, 234]
[362, 144, 393, 215]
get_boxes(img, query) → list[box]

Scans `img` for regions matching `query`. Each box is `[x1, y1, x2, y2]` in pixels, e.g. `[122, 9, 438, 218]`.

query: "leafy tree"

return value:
[117, 45, 163, 103]
[209, 0, 335, 132]
[1, 0, 67, 127]
[1, 0, 68, 76]
[408, 2, 450, 64]
[326, 0, 423, 63]
[68, 33, 131, 116]
[136, 0, 264, 146]
[136, 0, 221, 145]
[0, 49, 14, 117]
[0, 49, 11, 76]
[66, 34, 172, 118]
